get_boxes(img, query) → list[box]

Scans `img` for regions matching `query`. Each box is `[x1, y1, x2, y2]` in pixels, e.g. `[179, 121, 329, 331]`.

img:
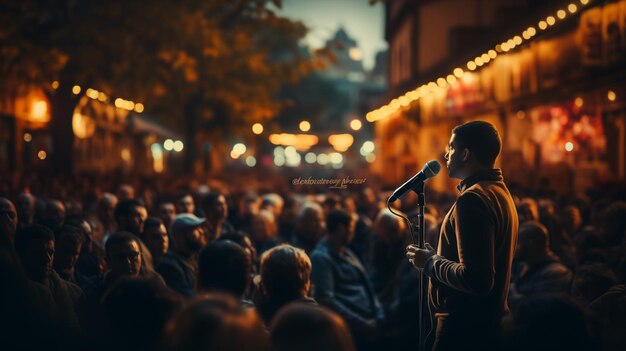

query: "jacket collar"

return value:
[457, 169, 503, 193]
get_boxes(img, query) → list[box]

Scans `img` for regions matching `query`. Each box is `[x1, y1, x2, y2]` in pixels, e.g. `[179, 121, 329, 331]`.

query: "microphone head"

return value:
[423, 160, 441, 179]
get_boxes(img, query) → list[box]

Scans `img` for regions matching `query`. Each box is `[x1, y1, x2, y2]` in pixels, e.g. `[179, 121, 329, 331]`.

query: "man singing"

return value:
[406, 120, 518, 350]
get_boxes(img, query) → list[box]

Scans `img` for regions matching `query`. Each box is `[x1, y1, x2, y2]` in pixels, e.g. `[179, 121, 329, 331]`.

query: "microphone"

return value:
[389, 160, 441, 202]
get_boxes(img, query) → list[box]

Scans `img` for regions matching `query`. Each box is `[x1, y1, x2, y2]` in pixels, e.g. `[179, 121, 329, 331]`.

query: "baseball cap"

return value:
[170, 213, 206, 234]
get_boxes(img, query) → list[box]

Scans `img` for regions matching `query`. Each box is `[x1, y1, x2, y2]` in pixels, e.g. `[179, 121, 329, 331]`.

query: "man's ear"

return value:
[462, 148, 470, 162]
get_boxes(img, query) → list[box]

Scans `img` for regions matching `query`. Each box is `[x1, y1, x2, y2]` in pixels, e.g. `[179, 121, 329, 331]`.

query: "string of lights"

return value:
[366, 0, 593, 123]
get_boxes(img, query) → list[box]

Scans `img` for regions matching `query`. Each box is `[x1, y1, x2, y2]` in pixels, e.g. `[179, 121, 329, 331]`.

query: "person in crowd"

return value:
[407, 121, 518, 351]
[116, 184, 135, 201]
[83, 231, 144, 304]
[261, 192, 284, 218]
[53, 224, 86, 285]
[41, 199, 66, 231]
[114, 199, 147, 238]
[16, 192, 36, 229]
[176, 192, 195, 214]
[100, 277, 183, 351]
[502, 295, 593, 351]
[509, 221, 573, 308]
[270, 303, 356, 351]
[562, 204, 584, 240]
[96, 193, 118, 243]
[67, 215, 106, 280]
[15, 224, 84, 332]
[538, 198, 577, 268]
[201, 191, 234, 240]
[344, 195, 374, 266]
[290, 202, 326, 254]
[164, 293, 269, 351]
[251, 209, 281, 255]
[370, 209, 408, 310]
[310, 208, 384, 349]
[278, 195, 300, 240]
[157, 214, 205, 297]
[0, 197, 18, 243]
[232, 191, 260, 235]
[197, 240, 252, 304]
[570, 263, 619, 306]
[587, 284, 626, 351]
[158, 200, 177, 232]
[517, 197, 539, 223]
[256, 244, 315, 325]
[142, 217, 169, 265]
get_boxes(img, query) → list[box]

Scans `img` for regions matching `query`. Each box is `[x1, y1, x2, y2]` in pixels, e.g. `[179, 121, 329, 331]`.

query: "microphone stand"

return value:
[412, 183, 427, 351]
[388, 183, 429, 351]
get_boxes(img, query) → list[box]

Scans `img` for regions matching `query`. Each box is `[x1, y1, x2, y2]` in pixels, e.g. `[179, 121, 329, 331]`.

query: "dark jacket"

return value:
[156, 251, 197, 297]
[46, 270, 85, 333]
[425, 169, 518, 317]
[310, 238, 385, 333]
[508, 253, 573, 307]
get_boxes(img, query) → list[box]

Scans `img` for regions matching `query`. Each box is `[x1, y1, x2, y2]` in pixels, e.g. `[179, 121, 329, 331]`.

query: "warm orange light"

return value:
[72, 85, 81, 95]
[538, 21, 548, 30]
[513, 36, 523, 45]
[574, 97, 584, 107]
[252, 123, 264, 135]
[350, 119, 362, 131]
[474, 57, 484, 67]
[269, 133, 318, 151]
[557, 10, 567, 19]
[527, 27, 537, 37]
[446, 75, 457, 85]
[547, 16, 556, 26]
[580, 0, 588, 5]
[488, 50, 497, 59]
[51, 81, 59, 90]
[299, 120, 311, 132]
[453, 68, 464, 78]
[328, 134, 354, 152]
[31, 100, 49, 123]
[437, 77, 447, 87]
[568, 4, 578, 13]
[72, 112, 96, 139]
[608, 90, 617, 102]
[467, 61, 477, 70]
[134, 103, 144, 113]
[565, 142, 574, 152]
[37, 150, 47, 160]
[23, 133, 32, 142]
[97, 92, 107, 102]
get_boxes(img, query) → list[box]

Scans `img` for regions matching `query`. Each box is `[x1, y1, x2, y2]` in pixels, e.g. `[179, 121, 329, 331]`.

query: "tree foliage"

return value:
[0, 0, 311, 171]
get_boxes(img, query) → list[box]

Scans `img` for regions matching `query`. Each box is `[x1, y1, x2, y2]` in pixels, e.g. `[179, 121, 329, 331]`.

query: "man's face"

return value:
[208, 195, 228, 221]
[129, 205, 148, 235]
[0, 199, 18, 241]
[299, 209, 325, 242]
[159, 203, 176, 227]
[184, 226, 205, 252]
[444, 133, 465, 179]
[144, 224, 169, 259]
[107, 240, 142, 277]
[177, 195, 195, 214]
[54, 238, 82, 271]
[16, 194, 35, 221]
[23, 239, 55, 281]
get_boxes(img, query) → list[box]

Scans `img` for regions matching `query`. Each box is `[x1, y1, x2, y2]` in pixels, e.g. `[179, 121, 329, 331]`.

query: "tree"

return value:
[0, 0, 310, 173]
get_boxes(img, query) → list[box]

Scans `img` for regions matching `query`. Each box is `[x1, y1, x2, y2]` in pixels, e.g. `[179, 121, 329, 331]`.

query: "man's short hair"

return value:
[519, 221, 549, 247]
[144, 217, 164, 232]
[326, 209, 352, 233]
[452, 120, 501, 166]
[15, 224, 55, 253]
[198, 240, 251, 297]
[114, 199, 143, 221]
[105, 231, 140, 256]
[260, 244, 311, 301]
[54, 224, 85, 247]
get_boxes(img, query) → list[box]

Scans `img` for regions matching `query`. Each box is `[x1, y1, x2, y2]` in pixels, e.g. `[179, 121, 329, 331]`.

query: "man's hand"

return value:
[406, 243, 436, 270]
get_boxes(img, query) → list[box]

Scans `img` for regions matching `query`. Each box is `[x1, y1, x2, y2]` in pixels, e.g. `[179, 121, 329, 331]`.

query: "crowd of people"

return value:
[1, 171, 625, 351]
